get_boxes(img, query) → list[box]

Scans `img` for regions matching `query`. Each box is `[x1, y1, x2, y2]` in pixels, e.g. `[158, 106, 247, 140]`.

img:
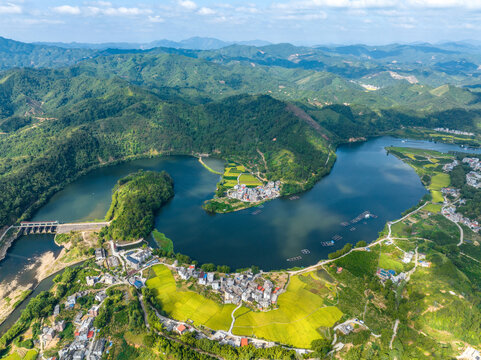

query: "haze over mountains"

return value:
[34, 37, 272, 51]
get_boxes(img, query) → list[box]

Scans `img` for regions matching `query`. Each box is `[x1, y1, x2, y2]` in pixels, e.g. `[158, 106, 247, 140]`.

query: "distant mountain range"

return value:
[34, 36, 272, 51]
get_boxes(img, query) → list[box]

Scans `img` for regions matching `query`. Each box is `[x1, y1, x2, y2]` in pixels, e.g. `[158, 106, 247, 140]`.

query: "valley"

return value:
[1, 35, 481, 359]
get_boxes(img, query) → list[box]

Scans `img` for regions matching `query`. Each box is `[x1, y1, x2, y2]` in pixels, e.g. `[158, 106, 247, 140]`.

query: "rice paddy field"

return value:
[238, 174, 262, 186]
[232, 273, 342, 348]
[146, 265, 235, 330]
[221, 164, 263, 188]
[1, 350, 38, 360]
[146, 265, 342, 348]
[429, 173, 450, 203]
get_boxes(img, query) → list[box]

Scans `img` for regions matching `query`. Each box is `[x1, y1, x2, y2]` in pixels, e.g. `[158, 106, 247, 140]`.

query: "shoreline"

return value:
[0, 237, 94, 327]
[198, 156, 223, 175]
[0, 226, 20, 263]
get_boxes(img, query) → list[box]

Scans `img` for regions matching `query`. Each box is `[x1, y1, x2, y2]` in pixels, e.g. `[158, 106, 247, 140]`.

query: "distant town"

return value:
[434, 127, 475, 137]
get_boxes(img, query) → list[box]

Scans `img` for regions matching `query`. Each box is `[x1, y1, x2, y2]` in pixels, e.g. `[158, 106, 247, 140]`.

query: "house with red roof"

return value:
[176, 324, 187, 335]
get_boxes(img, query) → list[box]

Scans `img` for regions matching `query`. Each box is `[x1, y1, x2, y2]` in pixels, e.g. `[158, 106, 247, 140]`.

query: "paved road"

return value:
[57, 222, 109, 234]
[228, 303, 242, 335]
[389, 319, 400, 349]
[455, 221, 464, 246]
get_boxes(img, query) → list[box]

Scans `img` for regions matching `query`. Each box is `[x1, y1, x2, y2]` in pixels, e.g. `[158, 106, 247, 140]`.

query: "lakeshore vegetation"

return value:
[102, 171, 174, 241]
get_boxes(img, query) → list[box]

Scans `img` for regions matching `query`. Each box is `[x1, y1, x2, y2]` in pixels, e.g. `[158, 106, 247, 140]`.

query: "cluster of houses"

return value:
[434, 128, 474, 137]
[459, 346, 481, 360]
[402, 251, 414, 264]
[177, 266, 281, 310]
[227, 181, 281, 202]
[442, 205, 480, 232]
[461, 157, 481, 188]
[463, 157, 481, 171]
[443, 159, 459, 172]
[418, 253, 432, 268]
[441, 187, 460, 199]
[124, 249, 153, 270]
[47, 290, 109, 360]
[467, 171, 481, 189]
[376, 268, 407, 284]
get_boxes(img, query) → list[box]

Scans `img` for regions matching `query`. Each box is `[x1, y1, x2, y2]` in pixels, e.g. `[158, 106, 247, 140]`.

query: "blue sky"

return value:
[0, 0, 480, 45]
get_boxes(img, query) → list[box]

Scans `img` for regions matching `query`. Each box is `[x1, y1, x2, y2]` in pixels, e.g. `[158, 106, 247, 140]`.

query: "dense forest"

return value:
[0, 40, 481, 229]
[102, 171, 174, 241]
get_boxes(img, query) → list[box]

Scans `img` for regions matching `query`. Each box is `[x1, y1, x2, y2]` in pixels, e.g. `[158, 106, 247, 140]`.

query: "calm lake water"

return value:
[23, 136, 479, 271]
[1, 135, 481, 332]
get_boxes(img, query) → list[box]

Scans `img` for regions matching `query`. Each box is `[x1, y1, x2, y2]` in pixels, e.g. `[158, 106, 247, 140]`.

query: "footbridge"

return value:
[17, 221, 109, 235]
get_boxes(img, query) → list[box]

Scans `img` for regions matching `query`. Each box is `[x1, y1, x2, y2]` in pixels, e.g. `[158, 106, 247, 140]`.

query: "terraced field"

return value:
[146, 265, 342, 348]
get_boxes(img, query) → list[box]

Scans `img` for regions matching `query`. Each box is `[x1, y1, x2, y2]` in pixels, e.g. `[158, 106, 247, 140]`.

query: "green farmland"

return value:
[146, 265, 342, 348]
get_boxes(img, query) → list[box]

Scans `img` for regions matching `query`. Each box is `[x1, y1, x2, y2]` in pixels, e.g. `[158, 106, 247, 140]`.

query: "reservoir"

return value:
[1, 136, 480, 333]
[22, 136, 479, 270]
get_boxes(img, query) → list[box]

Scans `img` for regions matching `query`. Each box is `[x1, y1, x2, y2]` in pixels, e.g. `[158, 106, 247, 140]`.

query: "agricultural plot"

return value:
[146, 265, 234, 330]
[1, 350, 37, 360]
[238, 174, 262, 186]
[232, 273, 342, 348]
[220, 163, 262, 188]
[147, 265, 342, 349]
[424, 203, 442, 213]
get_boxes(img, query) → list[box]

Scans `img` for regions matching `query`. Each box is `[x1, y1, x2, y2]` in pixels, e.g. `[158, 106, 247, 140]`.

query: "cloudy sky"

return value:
[0, 0, 480, 45]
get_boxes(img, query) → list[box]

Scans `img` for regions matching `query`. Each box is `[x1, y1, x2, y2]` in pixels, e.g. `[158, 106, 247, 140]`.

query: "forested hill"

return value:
[0, 36, 95, 70]
[0, 66, 334, 227]
[1, 40, 481, 228]
[103, 171, 174, 241]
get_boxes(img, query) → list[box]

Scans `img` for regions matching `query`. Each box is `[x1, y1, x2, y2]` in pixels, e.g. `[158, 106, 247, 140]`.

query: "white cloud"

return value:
[148, 15, 164, 23]
[274, 0, 481, 9]
[235, 6, 260, 14]
[56, 4, 152, 17]
[178, 0, 197, 10]
[406, 0, 481, 8]
[198, 7, 215, 15]
[277, 11, 327, 20]
[53, 5, 81, 15]
[21, 18, 65, 25]
[0, 3, 22, 14]
[102, 7, 151, 16]
[273, 0, 397, 10]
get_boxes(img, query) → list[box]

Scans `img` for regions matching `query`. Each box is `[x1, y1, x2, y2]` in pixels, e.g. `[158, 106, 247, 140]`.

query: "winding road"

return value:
[228, 303, 242, 335]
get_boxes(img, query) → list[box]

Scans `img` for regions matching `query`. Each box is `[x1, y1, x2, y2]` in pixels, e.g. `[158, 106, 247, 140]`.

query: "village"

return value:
[36, 237, 294, 360]
[434, 127, 475, 137]
[176, 265, 283, 310]
[227, 181, 281, 203]
[442, 157, 481, 232]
